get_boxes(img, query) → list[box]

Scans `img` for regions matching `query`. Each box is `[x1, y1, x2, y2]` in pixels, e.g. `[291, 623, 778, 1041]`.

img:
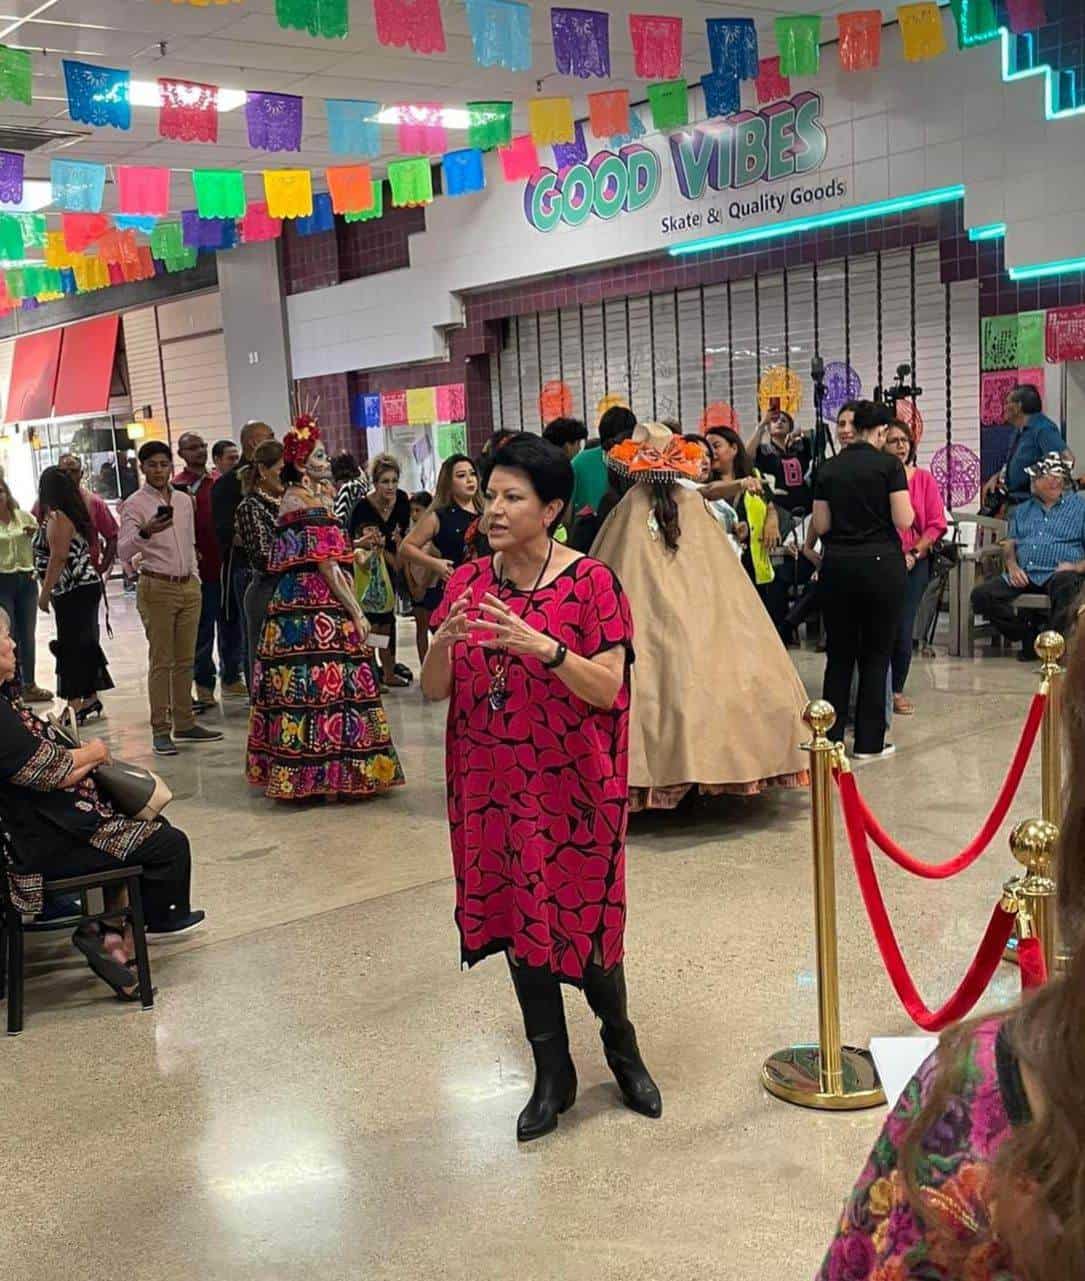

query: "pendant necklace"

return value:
[487, 541, 553, 713]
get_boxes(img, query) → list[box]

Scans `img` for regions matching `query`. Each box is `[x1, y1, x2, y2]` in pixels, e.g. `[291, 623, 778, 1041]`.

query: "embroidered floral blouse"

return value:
[816, 1017, 1030, 1281]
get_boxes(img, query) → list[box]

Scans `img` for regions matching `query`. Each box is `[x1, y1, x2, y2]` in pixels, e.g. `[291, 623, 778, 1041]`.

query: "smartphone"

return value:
[769, 397, 781, 413]
[156, 504, 173, 520]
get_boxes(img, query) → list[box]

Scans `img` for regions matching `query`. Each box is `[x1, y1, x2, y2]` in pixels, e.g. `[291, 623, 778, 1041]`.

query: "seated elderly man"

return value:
[971, 453, 1085, 660]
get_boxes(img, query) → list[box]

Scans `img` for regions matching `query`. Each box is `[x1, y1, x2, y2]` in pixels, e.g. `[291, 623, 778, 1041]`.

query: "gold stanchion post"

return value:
[762, 701, 886, 1111]
[1010, 818, 1060, 979]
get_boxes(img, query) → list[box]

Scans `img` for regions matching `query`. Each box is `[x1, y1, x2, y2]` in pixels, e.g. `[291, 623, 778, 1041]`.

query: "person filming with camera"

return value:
[748, 405, 812, 515]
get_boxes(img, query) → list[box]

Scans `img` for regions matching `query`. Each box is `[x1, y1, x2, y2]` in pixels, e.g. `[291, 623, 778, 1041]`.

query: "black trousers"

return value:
[819, 550, 907, 755]
[46, 822, 192, 932]
[51, 581, 113, 700]
[970, 570, 1085, 645]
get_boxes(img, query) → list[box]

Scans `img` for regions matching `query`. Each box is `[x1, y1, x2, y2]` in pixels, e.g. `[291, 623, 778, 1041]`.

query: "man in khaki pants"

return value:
[118, 440, 224, 756]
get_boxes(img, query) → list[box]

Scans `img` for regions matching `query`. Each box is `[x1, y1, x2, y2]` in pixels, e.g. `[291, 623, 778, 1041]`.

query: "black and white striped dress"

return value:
[32, 517, 112, 700]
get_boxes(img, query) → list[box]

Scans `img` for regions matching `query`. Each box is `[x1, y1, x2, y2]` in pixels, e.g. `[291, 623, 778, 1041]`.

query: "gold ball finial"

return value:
[1035, 631, 1065, 665]
[803, 699, 836, 736]
[1010, 817, 1059, 872]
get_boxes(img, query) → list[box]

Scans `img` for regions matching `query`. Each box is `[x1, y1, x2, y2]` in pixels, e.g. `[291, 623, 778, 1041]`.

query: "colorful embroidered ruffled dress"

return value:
[246, 500, 404, 800]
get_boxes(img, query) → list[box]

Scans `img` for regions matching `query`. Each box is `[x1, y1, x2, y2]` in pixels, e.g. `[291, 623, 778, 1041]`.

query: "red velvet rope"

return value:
[839, 769, 1019, 1031]
[838, 692, 1047, 879]
[1018, 936, 1048, 990]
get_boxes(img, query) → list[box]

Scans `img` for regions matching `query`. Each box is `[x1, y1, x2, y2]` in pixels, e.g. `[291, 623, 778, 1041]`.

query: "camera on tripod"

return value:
[874, 363, 923, 408]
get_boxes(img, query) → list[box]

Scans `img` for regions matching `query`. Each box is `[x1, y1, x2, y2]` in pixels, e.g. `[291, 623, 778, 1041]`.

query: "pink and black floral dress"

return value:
[246, 499, 404, 801]
[816, 1016, 1030, 1281]
[430, 554, 634, 984]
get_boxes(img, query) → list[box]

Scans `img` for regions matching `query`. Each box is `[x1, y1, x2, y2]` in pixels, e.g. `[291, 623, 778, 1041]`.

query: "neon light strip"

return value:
[968, 222, 1006, 241]
[667, 186, 965, 258]
[999, 26, 1085, 121]
[1007, 256, 1085, 281]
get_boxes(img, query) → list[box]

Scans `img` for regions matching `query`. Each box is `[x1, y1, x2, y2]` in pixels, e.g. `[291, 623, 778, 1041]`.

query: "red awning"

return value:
[4, 328, 62, 423]
[52, 314, 120, 419]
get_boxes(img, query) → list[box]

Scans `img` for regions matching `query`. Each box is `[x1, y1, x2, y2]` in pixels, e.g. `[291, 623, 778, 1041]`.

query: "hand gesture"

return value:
[38, 589, 50, 614]
[88, 737, 111, 766]
[741, 475, 763, 495]
[356, 527, 383, 552]
[432, 594, 471, 651]
[468, 593, 553, 660]
[142, 512, 173, 537]
[763, 523, 781, 552]
[1007, 565, 1029, 589]
[436, 558, 456, 583]
[350, 609, 371, 644]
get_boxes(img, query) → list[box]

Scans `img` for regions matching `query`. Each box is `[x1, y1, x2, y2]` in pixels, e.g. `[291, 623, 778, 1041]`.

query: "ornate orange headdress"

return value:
[282, 412, 320, 468]
[606, 422, 703, 483]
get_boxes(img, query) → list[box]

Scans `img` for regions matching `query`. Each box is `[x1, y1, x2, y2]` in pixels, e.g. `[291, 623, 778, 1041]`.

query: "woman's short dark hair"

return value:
[542, 417, 588, 448]
[331, 451, 360, 483]
[598, 406, 637, 452]
[37, 466, 92, 543]
[837, 400, 860, 423]
[489, 434, 574, 507]
[1011, 384, 1043, 417]
[410, 490, 433, 508]
[852, 400, 892, 435]
[137, 440, 171, 464]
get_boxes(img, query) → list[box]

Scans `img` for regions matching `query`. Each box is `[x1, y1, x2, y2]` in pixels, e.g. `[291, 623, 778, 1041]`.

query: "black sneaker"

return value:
[153, 734, 178, 756]
[146, 909, 206, 939]
[174, 725, 225, 743]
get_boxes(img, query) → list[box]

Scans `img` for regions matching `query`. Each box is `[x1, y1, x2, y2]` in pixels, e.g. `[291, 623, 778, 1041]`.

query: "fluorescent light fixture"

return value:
[127, 80, 247, 112]
[1007, 256, 1085, 281]
[968, 222, 1006, 241]
[667, 185, 965, 257]
[374, 105, 469, 129]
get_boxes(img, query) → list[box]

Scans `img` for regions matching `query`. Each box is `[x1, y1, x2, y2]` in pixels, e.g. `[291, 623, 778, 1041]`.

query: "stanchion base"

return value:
[762, 1045, 885, 1111]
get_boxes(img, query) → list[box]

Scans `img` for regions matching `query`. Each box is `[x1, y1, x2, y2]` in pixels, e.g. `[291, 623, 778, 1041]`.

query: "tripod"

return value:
[810, 355, 835, 480]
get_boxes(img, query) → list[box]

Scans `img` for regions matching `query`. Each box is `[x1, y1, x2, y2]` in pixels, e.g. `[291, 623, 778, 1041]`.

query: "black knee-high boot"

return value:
[582, 963, 662, 1118]
[507, 957, 578, 1142]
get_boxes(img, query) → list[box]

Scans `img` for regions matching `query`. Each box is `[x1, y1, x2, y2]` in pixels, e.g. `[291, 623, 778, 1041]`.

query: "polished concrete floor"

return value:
[0, 589, 1044, 1280]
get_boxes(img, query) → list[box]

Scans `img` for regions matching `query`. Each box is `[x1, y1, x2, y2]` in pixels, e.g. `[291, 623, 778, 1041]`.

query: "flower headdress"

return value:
[283, 411, 320, 469]
[606, 422, 703, 483]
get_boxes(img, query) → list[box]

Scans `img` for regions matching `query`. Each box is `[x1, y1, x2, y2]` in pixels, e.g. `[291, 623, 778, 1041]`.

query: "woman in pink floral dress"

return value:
[424, 433, 660, 1143]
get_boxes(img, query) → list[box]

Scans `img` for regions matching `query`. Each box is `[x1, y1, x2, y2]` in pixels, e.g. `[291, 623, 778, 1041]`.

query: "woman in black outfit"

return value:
[811, 401, 914, 759]
[33, 467, 112, 724]
[348, 453, 412, 687]
[399, 454, 483, 653]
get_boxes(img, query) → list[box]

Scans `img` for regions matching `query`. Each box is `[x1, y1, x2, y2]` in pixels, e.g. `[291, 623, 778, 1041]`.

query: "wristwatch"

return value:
[543, 640, 568, 670]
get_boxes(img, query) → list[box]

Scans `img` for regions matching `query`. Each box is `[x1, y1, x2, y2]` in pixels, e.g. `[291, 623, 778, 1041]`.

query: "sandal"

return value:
[892, 693, 915, 715]
[72, 927, 140, 991]
[383, 674, 410, 688]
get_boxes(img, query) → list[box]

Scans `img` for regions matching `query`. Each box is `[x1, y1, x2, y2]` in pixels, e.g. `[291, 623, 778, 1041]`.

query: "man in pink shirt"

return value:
[32, 453, 118, 576]
[118, 440, 224, 756]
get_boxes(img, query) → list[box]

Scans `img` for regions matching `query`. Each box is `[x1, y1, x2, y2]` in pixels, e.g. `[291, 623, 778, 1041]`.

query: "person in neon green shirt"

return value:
[0, 478, 51, 701]
[570, 406, 636, 515]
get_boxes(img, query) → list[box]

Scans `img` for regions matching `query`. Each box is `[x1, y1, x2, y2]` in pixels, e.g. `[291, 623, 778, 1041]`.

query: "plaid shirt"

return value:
[1007, 490, 1085, 586]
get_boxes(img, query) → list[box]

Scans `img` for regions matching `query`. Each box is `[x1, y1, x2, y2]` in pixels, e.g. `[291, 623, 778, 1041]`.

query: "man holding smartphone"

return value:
[118, 440, 224, 756]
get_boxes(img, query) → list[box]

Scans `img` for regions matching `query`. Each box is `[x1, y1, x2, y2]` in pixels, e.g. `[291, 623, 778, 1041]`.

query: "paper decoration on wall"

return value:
[1017, 366, 1046, 406]
[893, 395, 925, 445]
[372, 0, 446, 54]
[898, 3, 947, 62]
[193, 168, 246, 219]
[702, 73, 740, 119]
[609, 108, 646, 147]
[700, 402, 740, 431]
[44, 230, 75, 269]
[1017, 311, 1045, 367]
[775, 15, 822, 77]
[499, 134, 540, 181]
[182, 210, 236, 251]
[63, 60, 130, 130]
[948, 0, 998, 48]
[406, 386, 437, 424]
[757, 365, 803, 416]
[981, 315, 1019, 370]
[246, 91, 303, 152]
[1045, 305, 1085, 362]
[151, 220, 184, 263]
[529, 98, 575, 146]
[240, 202, 283, 242]
[115, 166, 171, 217]
[465, 0, 532, 71]
[1006, 0, 1047, 34]
[51, 159, 106, 213]
[96, 229, 141, 272]
[388, 157, 433, 207]
[596, 392, 628, 423]
[0, 46, 32, 105]
[551, 8, 611, 79]
[822, 361, 862, 422]
[382, 390, 409, 426]
[159, 79, 219, 143]
[325, 99, 380, 157]
[326, 164, 373, 213]
[539, 380, 574, 423]
[588, 90, 629, 138]
[979, 370, 1018, 425]
[436, 383, 467, 421]
[344, 181, 384, 221]
[467, 101, 513, 150]
[0, 215, 22, 260]
[264, 169, 313, 218]
[296, 192, 335, 235]
[705, 18, 758, 79]
[837, 10, 882, 70]
[442, 148, 485, 197]
[646, 80, 688, 131]
[628, 15, 682, 79]
[62, 213, 109, 253]
[15, 212, 45, 249]
[931, 443, 980, 508]
[755, 56, 790, 104]
[0, 151, 23, 205]
[161, 246, 198, 275]
[397, 103, 447, 154]
[275, 0, 349, 39]
[553, 122, 588, 168]
[72, 255, 110, 293]
[436, 423, 467, 459]
[356, 393, 381, 427]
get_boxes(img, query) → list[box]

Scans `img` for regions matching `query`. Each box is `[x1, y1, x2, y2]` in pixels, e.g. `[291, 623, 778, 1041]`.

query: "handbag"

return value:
[50, 711, 173, 820]
[355, 549, 396, 615]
